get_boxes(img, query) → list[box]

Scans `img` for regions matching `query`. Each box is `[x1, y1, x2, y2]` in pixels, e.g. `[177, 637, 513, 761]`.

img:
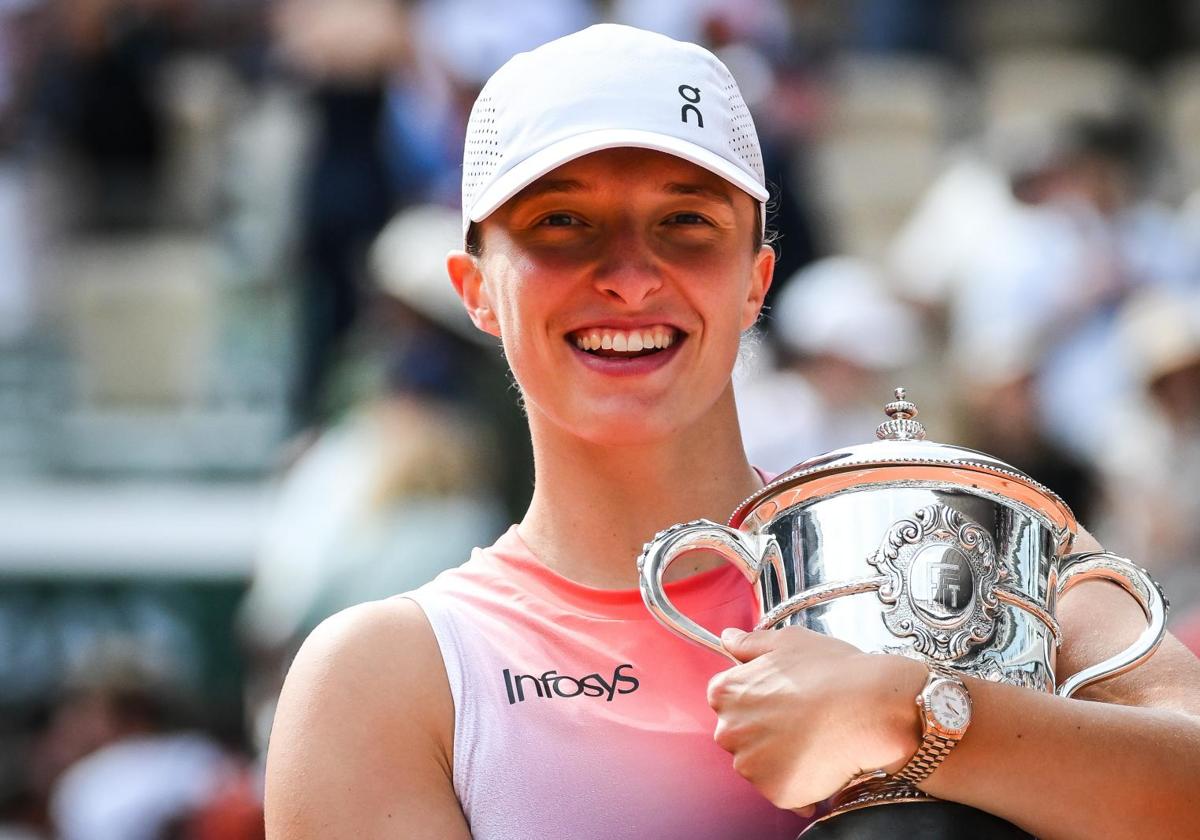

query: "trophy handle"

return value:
[637, 519, 784, 663]
[1054, 551, 1169, 698]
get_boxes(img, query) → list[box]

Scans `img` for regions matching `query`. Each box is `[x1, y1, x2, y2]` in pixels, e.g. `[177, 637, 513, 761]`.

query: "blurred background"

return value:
[2, 0, 1200, 836]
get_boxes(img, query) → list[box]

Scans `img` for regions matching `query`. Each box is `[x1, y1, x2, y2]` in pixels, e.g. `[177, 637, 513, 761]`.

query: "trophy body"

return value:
[638, 390, 1167, 837]
[745, 484, 1062, 692]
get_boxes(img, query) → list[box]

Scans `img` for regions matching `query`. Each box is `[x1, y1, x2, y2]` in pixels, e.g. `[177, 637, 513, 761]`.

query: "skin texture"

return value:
[264, 149, 1200, 839]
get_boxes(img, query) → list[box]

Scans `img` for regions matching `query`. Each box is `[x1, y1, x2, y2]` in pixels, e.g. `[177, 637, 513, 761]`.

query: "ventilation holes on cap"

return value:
[463, 95, 502, 215]
[722, 78, 763, 182]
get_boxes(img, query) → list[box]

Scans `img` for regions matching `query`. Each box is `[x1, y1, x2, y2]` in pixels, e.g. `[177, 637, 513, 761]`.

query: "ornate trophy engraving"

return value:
[870, 502, 1004, 662]
[637, 389, 1168, 839]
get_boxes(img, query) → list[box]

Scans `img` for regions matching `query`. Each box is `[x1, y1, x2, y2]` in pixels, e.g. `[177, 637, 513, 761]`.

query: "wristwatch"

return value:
[893, 664, 972, 787]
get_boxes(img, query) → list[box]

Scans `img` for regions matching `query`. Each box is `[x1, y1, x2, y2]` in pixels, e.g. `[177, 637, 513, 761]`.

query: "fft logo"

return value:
[502, 664, 640, 705]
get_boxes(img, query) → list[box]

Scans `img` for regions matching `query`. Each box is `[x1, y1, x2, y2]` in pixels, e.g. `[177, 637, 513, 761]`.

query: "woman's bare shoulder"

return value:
[284, 597, 448, 701]
[265, 598, 466, 839]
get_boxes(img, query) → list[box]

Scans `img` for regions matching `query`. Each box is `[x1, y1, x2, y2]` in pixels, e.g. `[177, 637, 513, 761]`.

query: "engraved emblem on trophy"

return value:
[871, 501, 1005, 661]
[637, 388, 1168, 838]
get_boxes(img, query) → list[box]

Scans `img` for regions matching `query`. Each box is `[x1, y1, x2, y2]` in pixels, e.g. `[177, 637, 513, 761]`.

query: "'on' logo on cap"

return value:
[678, 84, 703, 128]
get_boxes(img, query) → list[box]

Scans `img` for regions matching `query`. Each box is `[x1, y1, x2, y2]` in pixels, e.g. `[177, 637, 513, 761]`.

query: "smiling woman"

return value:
[265, 24, 806, 840]
[449, 147, 773, 452]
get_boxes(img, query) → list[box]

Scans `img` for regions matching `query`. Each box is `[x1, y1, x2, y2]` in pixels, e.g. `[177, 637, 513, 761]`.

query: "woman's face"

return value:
[450, 148, 774, 447]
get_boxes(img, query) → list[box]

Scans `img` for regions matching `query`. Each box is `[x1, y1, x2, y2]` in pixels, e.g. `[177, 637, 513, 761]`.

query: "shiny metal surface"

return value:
[637, 519, 787, 662]
[735, 484, 1068, 693]
[636, 387, 1170, 821]
[1053, 551, 1168, 698]
[875, 386, 927, 442]
[728, 390, 1076, 544]
[731, 448, 1076, 546]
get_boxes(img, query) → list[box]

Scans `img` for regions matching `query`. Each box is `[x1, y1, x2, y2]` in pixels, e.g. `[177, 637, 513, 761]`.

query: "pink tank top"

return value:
[404, 526, 810, 840]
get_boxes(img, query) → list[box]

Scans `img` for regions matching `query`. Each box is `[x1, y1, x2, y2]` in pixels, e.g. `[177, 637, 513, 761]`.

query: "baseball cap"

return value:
[461, 23, 769, 238]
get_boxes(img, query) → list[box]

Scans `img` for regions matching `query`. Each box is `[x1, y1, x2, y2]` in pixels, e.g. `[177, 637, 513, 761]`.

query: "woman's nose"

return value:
[591, 226, 663, 305]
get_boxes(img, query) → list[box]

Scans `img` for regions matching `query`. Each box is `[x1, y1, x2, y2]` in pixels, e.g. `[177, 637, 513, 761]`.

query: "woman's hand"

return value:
[707, 626, 928, 812]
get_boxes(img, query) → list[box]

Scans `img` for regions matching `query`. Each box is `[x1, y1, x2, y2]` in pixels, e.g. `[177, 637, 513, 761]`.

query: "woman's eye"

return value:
[539, 213, 578, 227]
[668, 212, 709, 226]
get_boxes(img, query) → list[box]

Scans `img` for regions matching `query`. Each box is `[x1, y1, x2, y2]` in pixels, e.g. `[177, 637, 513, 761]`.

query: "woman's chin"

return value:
[568, 405, 700, 449]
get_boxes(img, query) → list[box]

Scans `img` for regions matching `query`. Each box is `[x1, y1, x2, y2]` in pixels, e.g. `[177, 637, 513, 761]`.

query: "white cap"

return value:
[772, 257, 924, 370]
[461, 23, 769, 237]
[1119, 289, 1200, 384]
[370, 205, 491, 345]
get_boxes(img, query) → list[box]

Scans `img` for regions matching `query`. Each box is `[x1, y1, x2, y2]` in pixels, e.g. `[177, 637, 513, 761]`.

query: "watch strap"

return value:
[894, 730, 959, 785]
[892, 665, 968, 787]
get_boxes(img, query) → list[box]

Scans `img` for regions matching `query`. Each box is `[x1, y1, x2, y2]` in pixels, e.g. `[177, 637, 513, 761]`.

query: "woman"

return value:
[265, 25, 1200, 839]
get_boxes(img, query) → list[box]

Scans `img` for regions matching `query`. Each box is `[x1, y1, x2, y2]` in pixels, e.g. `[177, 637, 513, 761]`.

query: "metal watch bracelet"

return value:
[894, 731, 958, 785]
[893, 665, 968, 786]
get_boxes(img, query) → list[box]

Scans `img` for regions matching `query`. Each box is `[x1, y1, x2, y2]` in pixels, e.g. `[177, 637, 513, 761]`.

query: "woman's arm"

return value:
[920, 578, 1200, 839]
[264, 599, 471, 840]
[709, 579, 1200, 840]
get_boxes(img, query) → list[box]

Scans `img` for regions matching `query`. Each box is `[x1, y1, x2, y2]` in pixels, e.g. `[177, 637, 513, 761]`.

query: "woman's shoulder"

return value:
[265, 598, 463, 836]
[285, 597, 450, 718]
[304, 595, 441, 660]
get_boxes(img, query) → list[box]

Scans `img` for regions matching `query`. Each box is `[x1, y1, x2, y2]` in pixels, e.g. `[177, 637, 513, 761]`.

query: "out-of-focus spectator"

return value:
[241, 395, 504, 653]
[274, 0, 410, 428]
[888, 141, 1024, 314]
[383, 0, 597, 208]
[241, 205, 508, 653]
[952, 340, 1097, 524]
[35, 640, 253, 840]
[52, 732, 229, 840]
[947, 115, 1198, 460]
[359, 202, 533, 520]
[851, 0, 959, 58]
[38, 0, 195, 230]
[612, 0, 792, 50]
[239, 207, 514, 754]
[273, 0, 407, 87]
[414, 0, 596, 90]
[1094, 290, 1200, 616]
[736, 256, 924, 472]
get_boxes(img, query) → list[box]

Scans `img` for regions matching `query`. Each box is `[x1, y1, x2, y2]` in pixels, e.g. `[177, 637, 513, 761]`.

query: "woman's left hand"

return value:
[707, 626, 928, 812]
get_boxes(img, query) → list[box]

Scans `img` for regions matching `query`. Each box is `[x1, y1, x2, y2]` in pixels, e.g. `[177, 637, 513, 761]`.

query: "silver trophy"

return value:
[638, 389, 1167, 836]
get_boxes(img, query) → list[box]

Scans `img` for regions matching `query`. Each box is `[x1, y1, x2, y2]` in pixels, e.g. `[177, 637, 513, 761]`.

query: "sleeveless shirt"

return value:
[404, 526, 810, 840]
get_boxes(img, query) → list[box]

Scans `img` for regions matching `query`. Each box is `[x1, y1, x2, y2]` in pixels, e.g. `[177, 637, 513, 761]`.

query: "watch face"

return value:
[928, 680, 971, 731]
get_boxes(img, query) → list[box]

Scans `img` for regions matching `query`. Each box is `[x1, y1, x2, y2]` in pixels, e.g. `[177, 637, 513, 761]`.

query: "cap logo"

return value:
[678, 84, 704, 128]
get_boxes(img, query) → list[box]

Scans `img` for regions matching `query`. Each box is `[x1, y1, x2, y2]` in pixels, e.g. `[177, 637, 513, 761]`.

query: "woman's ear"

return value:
[741, 244, 776, 330]
[447, 250, 501, 337]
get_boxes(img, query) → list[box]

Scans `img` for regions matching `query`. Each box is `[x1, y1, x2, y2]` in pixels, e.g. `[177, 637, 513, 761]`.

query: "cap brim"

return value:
[466, 128, 769, 230]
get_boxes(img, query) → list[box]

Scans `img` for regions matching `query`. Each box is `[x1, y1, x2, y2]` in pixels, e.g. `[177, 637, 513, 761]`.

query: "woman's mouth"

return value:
[567, 326, 682, 359]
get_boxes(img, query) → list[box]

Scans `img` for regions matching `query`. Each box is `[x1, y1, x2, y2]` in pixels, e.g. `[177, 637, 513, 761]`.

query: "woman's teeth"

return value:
[573, 328, 676, 354]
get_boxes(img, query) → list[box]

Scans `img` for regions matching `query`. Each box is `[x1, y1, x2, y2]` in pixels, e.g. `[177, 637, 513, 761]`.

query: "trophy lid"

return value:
[729, 387, 1077, 545]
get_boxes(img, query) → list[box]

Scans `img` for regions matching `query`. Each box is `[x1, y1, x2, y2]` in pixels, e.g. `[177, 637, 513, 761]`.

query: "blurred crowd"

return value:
[2, 0, 1200, 837]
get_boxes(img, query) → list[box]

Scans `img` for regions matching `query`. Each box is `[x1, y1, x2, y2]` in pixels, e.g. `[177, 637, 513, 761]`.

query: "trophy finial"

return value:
[877, 387, 927, 441]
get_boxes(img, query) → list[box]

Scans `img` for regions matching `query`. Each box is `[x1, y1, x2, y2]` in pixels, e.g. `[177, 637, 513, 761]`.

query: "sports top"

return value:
[404, 525, 810, 840]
